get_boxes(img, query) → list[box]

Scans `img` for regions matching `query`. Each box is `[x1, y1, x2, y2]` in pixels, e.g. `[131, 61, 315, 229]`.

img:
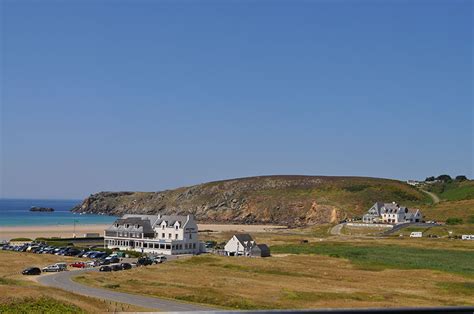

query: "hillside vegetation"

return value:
[72, 175, 429, 226]
[420, 180, 474, 223]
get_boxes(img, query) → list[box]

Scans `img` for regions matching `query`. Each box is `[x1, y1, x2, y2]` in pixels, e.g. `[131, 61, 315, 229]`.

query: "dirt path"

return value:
[330, 223, 345, 235]
[421, 190, 440, 204]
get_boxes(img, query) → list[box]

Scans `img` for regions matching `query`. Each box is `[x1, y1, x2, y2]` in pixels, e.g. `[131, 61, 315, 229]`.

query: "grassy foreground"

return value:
[74, 251, 474, 310]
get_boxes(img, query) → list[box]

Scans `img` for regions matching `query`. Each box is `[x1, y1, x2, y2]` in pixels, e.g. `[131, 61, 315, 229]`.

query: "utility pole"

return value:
[73, 219, 78, 238]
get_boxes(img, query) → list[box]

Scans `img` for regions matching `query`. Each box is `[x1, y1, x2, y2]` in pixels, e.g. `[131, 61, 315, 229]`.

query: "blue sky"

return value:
[1, 0, 472, 199]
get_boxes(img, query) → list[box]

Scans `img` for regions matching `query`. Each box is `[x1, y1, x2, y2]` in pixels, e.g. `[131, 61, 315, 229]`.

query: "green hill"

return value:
[72, 175, 430, 226]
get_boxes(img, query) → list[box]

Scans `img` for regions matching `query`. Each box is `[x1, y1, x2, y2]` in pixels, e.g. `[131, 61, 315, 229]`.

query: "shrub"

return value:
[446, 217, 463, 225]
[455, 175, 468, 182]
[467, 216, 474, 224]
[436, 175, 452, 182]
[9, 238, 32, 242]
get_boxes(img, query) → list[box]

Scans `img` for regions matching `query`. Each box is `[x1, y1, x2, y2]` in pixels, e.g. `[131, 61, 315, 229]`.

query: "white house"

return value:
[363, 202, 422, 224]
[104, 214, 200, 255]
[224, 234, 270, 257]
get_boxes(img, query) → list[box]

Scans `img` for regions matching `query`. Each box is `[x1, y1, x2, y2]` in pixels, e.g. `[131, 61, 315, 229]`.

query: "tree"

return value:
[436, 174, 452, 182]
[455, 175, 468, 182]
[425, 176, 435, 182]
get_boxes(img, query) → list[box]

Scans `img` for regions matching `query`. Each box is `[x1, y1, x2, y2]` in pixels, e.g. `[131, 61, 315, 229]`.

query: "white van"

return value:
[461, 235, 474, 240]
[410, 232, 422, 238]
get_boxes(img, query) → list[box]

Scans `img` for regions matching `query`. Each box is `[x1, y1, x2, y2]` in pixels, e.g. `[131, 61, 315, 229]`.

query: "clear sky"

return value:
[1, 0, 472, 199]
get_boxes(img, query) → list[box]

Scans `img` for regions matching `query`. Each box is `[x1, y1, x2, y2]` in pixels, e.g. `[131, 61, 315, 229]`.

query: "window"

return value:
[125, 224, 129, 228]
[162, 233, 165, 238]
[175, 234, 178, 240]
[189, 233, 192, 239]
[175, 225, 178, 230]
[168, 233, 172, 239]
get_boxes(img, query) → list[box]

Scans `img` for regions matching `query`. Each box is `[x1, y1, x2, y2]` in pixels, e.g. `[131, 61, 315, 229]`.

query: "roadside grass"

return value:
[0, 251, 149, 312]
[271, 243, 474, 276]
[0, 297, 83, 314]
[418, 199, 474, 222]
[436, 282, 474, 296]
[392, 225, 474, 238]
[74, 253, 474, 309]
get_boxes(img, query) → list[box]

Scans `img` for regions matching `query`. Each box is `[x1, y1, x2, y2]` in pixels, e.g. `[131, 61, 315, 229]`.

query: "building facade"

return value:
[224, 234, 270, 257]
[104, 214, 200, 255]
[362, 202, 422, 224]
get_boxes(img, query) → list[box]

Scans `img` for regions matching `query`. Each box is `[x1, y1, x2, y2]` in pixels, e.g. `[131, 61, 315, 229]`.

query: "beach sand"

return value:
[0, 223, 287, 241]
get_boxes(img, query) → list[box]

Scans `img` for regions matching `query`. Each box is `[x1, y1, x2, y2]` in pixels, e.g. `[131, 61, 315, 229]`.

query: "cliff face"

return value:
[72, 175, 428, 226]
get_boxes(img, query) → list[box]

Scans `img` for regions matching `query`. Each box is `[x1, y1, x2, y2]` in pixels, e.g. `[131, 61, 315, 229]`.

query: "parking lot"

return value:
[1, 241, 171, 275]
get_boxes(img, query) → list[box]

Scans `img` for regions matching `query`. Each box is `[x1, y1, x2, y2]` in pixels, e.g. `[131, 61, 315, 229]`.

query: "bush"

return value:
[455, 175, 468, 182]
[467, 216, 474, 224]
[437, 175, 452, 183]
[446, 217, 463, 225]
[9, 238, 32, 242]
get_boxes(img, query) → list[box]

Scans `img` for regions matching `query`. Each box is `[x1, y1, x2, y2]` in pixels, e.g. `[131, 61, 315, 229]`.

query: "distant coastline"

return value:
[0, 199, 117, 227]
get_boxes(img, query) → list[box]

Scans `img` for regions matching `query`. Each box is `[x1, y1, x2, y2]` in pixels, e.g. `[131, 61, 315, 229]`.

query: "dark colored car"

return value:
[110, 264, 123, 271]
[107, 256, 120, 264]
[22, 267, 41, 275]
[137, 257, 153, 266]
[98, 259, 111, 266]
[99, 265, 112, 272]
[121, 262, 132, 270]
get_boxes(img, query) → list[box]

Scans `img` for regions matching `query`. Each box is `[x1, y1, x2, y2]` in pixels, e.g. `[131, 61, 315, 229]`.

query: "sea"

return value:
[0, 199, 117, 227]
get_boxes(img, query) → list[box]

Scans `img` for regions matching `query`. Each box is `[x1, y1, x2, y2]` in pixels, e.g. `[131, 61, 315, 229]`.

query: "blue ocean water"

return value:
[0, 199, 117, 226]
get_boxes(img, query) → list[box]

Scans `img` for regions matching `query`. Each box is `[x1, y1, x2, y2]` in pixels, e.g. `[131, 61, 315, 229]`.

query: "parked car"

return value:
[151, 255, 167, 264]
[120, 262, 132, 270]
[137, 257, 154, 266]
[98, 259, 111, 266]
[85, 261, 97, 267]
[110, 264, 123, 271]
[69, 261, 87, 268]
[22, 267, 41, 275]
[99, 265, 112, 272]
[42, 265, 63, 272]
[106, 256, 120, 264]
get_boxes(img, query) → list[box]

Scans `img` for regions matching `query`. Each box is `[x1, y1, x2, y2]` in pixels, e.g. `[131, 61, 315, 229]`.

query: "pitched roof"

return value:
[234, 234, 254, 244]
[106, 216, 155, 234]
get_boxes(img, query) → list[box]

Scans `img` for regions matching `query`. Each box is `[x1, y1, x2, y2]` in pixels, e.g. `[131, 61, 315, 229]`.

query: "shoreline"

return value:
[0, 223, 287, 241]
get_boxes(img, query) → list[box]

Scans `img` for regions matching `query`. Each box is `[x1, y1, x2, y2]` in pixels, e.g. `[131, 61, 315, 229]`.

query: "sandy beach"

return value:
[0, 223, 287, 241]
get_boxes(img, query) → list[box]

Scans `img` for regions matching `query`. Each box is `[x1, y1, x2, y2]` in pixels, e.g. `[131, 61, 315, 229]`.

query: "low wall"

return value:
[346, 223, 393, 229]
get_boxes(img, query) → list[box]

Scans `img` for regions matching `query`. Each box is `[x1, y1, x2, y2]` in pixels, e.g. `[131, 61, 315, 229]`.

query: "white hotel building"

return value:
[104, 214, 200, 255]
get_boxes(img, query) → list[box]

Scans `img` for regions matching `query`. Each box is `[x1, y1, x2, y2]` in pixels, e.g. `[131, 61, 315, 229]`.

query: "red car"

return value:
[69, 261, 86, 268]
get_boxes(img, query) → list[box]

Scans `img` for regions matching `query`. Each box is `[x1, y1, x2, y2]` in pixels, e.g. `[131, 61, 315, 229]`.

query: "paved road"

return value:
[37, 269, 216, 312]
[421, 189, 440, 204]
[382, 222, 440, 235]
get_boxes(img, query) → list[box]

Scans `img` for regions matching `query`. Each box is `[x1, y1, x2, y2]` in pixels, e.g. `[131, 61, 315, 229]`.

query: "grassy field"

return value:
[0, 251, 148, 313]
[74, 252, 474, 310]
[271, 243, 474, 276]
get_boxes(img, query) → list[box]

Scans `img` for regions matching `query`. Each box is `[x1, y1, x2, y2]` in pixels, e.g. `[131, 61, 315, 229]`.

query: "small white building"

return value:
[410, 232, 423, 238]
[224, 234, 270, 257]
[104, 214, 200, 255]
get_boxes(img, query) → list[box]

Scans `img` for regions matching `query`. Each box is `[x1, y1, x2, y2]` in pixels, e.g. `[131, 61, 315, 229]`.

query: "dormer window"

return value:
[175, 225, 178, 230]
[125, 224, 130, 228]
[115, 223, 119, 228]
